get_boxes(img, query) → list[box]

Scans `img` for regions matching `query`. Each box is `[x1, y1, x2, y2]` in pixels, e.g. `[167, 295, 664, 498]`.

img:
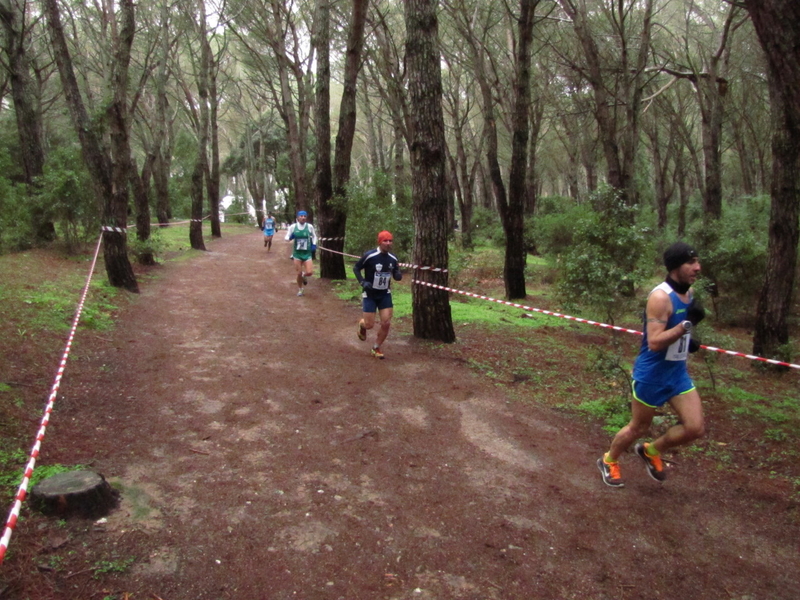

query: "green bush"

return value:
[688, 197, 769, 325]
[470, 205, 504, 248]
[0, 176, 34, 253]
[554, 185, 652, 322]
[532, 200, 593, 256]
[36, 146, 98, 252]
[344, 170, 413, 260]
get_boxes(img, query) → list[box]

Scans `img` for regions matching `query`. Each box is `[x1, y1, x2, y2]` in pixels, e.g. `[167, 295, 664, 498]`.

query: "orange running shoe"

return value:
[635, 443, 666, 481]
[597, 456, 624, 487]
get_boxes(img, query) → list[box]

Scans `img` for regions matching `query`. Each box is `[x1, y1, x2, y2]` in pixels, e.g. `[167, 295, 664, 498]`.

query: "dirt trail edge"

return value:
[31, 233, 800, 599]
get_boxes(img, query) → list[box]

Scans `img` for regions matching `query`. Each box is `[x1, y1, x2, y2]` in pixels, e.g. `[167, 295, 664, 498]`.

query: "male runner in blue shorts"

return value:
[598, 242, 705, 487]
[285, 211, 317, 296]
[353, 231, 402, 359]
[263, 213, 276, 251]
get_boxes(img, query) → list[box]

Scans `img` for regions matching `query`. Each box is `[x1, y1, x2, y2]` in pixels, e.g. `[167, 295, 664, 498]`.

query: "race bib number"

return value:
[665, 333, 690, 362]
[296, 238, 308, 251]
[372, 272, 391, 290]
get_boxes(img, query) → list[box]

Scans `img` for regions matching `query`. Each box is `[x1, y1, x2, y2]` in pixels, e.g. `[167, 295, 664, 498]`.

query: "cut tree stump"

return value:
[30, 471, 118, 518]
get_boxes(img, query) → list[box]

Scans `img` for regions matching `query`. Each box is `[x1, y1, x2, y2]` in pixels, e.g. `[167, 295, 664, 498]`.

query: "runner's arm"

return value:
[645, 290, 689, 351]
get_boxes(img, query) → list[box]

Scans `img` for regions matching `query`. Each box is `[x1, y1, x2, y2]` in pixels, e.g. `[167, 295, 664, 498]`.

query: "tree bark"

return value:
[313, 0, 333, 273]
[0, 0, 53, 242]
[502, 0, 536, 300]
[43, 0, 138, 292]
[130, 157, 155, 265]
[207, 51, 221, 239]
[319, 0, 368, 280]
[405, 0, 454, 343]
[746, 0, 800, 361]
[270, 0, 310, 214]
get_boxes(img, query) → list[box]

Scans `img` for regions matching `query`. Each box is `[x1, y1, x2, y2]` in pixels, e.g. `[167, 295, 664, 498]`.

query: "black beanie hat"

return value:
[663, 242, 698, 272]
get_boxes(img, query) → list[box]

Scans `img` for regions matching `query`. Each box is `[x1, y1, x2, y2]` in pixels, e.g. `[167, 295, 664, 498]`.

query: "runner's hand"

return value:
[687, 298, 705, 325]
[361, 281, 373, 291]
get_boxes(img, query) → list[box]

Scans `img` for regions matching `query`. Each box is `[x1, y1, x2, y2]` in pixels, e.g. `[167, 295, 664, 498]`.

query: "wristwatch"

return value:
[681, 320, 693, 332]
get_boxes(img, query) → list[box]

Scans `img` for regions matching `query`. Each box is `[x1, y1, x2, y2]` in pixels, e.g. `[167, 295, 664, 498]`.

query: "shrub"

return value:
[532, 200, 593, 256]
[344, 170, 413, 259]
[470, 205, 505, 248]
[554, 185, 652, 322]
[687, 196, 769, 326]
[36, 146, 98, 252]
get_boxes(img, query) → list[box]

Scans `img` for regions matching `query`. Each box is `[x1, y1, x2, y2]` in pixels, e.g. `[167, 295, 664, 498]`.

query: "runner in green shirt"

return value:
[285, 211, 317, 296]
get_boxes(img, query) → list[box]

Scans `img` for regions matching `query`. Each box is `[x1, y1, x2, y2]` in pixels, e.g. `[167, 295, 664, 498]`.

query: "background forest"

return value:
[0, 0, 798, 360]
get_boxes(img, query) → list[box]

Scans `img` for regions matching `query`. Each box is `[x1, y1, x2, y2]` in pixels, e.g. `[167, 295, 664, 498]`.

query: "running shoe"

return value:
[635, 443, 666, 481]
[303, 275, 308, 286]
[357, 320, 367, 341]
[297, 289, 304, 297]
[371, 347, 384, 359]
[597, 457, 624, 488]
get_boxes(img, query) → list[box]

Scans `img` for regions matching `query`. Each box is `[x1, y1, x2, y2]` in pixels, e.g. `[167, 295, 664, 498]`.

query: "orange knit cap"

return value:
[377, 230, 393, 243]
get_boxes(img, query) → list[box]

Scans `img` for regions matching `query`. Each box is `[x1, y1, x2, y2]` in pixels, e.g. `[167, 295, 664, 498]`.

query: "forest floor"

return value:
[1, 229, 799, 600]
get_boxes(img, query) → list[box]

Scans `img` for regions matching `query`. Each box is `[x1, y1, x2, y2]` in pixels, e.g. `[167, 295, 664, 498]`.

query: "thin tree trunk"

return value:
[208, 56, 221, 238]
[130, 157, 155, 265]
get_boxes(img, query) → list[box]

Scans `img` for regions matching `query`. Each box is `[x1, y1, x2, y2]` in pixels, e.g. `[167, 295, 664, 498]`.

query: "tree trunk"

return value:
[314, 0, 335, 275]
[189, 162, 206, 250]
[43, 0, 138, 292]
[747, 0, 800, 361]
[0, 0, 53, 242]
[320, 0, 368, 280]
[271, 0, 309, 214]
[207, 57, 221, 238]
[189, 0, 210, 251]
[405, 0, 454, 343]
[130, 157, 155, 265]
[154, 0, 172, 226]
[502, 0, 536, 300]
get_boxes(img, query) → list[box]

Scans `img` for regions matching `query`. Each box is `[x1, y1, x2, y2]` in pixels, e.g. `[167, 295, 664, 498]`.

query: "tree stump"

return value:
[30, 471, 118, 518]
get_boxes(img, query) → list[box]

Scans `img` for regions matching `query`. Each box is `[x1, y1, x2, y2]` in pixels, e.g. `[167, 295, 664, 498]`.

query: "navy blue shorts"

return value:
[632, 376, 695, 408]
[362, 292, 393, 313]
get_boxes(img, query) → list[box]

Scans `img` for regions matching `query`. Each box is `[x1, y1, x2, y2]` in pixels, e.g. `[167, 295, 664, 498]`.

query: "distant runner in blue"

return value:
[353, 231, 402, 359]
[262, 213, 276, 251]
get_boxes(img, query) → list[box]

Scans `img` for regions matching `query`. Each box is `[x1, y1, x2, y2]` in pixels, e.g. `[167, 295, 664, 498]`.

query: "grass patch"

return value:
[0, 443, 86, 502]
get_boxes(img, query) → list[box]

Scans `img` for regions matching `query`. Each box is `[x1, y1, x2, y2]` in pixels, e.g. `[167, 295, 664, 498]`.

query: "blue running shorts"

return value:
[632, 375, 695, 408]
[362, 292, 393, 313]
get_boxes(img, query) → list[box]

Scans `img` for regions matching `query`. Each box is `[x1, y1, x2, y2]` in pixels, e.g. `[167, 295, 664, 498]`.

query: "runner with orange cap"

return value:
[353, 231, 403, 359]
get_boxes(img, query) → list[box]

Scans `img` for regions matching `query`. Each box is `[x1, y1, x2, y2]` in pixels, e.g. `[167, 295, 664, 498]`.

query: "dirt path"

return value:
[19, 231, 800, 599]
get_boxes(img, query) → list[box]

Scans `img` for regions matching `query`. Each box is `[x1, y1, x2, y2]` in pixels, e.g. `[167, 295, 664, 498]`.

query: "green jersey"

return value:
[287, 222, 316, 261]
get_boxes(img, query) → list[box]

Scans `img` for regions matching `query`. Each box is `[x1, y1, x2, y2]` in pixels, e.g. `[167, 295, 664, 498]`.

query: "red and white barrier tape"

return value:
[317, 245, 361, 260]
[413, 279, 800, 371]
[106, 215, 213, 230]
[316, 245, 447, 273]
[0, 235, 104, 566]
